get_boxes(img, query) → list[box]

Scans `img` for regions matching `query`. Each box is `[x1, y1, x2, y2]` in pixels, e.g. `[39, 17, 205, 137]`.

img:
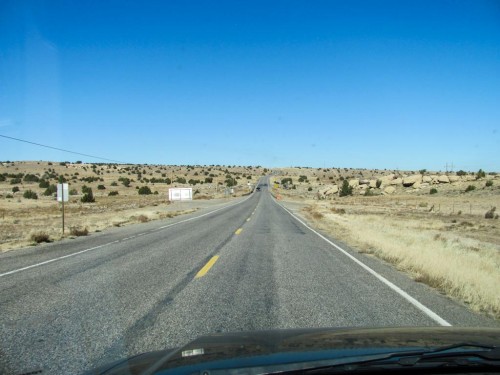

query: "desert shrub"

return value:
[0, 174, 5, 182]
[485, 207, 496, 219]
[12, 186, 20, 193]
[5, 194, 13, 198]
[44, 185, 57, 196]
[119, 177, 131, 187]
[430, 188, 438, 195]
[485, 180, 493, 187]
[298, 175, 308, 183]
[205, 177, 213, 183]
[465, 185, 476, 192]
[364, 189, 374, 196]
[108, 191, 119, 196]
[225, 178, 237, 187]
[70, 227, 88, 236]
[339, 180, 353, 197]
[39, 180, 49, 188]
[81, 188, 95, 203]
[376, 179, 382, 188]
[476, 169, 486, 179]
[31, 232, 51, 243]
[308, 187, 313, 191]
[110, 181, 118, 186]
[138, 186, 152, 195]
[23, 174, 39, 182]
[23, 190, 38, 199]
[419, 169, 426, 175]
[69, 188, 78, 195]
[456, 170, 467, 176]
[97, 184, 106, 190]
[175, 177, 186, 184]
[281, 177, 293, 185]
[154, 191, 158, 195]
[10, 178, 21, 184]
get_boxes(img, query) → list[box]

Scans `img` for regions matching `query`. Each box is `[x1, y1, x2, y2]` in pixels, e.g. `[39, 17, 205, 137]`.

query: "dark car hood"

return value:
[87, 327, 500, 375]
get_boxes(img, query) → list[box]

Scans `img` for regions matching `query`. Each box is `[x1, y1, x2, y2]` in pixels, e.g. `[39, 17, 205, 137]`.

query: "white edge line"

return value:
[272, 197, 452, 327]
[0, 194, 254, 278]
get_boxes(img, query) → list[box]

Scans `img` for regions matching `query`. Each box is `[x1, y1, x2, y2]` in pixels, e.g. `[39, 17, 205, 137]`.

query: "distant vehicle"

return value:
[86, 327, 500, 374]
[256, 187, 261, 191]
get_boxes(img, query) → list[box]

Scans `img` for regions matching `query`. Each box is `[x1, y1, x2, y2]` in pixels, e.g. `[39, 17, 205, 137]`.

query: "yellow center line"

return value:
[235, 228, 243, 235]
[246, 218, 251, 222]
[195, 255, 220, 279]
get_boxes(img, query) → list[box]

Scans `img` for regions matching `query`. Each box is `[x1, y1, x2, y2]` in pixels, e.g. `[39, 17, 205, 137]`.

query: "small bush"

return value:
[110, 181, 118, 186]
[430, 188, 438, 195]
[485, 207, 496, 219]
[23, 174, 40, 182]
[308, 187, 313, 191]
[39, 180, 50, 188]
[44, 185, 57, 196]
[5, 194, 13, 198]
[97, 184, 106, 190]
[70, 227, 89, 236]
[364, 189, 374, 196]
[69, 188, 78, 195]
[31, 232, 51, 243]
[10, 178, 21, 184]
[23, 190, 38, 199]
[12, 186, 20, 193]
[465, 185, 476, 192]
[81, 188, 95, 203]
[476, 169, 486, 179]
[108, 191, 119, 196]
[376, 179, 382, 188]
[456, 170, 467, 176]
[485, 180, 493, 187]
[339, 180, 353, 197]
[138, 186, 152, 195]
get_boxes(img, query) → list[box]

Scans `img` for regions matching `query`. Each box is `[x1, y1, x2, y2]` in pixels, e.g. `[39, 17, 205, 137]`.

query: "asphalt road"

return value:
[0, 178, 498, 374]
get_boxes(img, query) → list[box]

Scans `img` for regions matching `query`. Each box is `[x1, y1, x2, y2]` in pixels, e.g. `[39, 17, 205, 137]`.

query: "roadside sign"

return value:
[57, 183, 69, 202]
[169, 188, 192, 201]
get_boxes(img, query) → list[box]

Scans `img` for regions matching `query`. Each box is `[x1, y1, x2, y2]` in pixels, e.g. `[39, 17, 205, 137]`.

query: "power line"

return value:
[0, 134, 127, 164]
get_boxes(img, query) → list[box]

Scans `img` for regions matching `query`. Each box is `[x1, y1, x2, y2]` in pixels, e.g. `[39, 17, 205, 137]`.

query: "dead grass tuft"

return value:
[30, 232, 51, 244]
[137, 214, 149, 223]
[70, 227, 89, 236]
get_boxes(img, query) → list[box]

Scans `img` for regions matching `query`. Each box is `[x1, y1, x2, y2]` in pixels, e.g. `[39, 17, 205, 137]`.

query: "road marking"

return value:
[195, 255, 219, 278]
[0, 244, 107, 278]
[235, 228, 243, 235]
[246, 218, 251, 222]
[0, 194, 255, 279]
[273, 199, 452, 327]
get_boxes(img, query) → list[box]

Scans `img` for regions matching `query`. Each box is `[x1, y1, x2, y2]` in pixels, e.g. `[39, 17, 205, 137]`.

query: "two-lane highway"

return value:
[0, 179, 498, 374]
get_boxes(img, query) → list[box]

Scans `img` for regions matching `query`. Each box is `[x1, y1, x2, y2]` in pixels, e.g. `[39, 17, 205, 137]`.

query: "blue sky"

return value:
[1, 1, 499, 170]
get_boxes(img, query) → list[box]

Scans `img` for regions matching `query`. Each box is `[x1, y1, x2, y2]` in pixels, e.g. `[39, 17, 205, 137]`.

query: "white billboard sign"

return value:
[57, 183, 69, 202]
[169, 188, 192, 201]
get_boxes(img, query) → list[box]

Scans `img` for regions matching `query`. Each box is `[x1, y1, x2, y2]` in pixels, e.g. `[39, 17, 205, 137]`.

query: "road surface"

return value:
[0, 178, 498, 374]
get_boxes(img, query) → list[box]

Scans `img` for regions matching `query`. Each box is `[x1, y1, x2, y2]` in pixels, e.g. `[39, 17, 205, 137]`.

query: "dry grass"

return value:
[300, 198, 500, 319]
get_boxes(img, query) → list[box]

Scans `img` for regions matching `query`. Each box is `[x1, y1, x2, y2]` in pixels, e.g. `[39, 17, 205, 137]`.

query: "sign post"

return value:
[57, 183, 69, 234]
